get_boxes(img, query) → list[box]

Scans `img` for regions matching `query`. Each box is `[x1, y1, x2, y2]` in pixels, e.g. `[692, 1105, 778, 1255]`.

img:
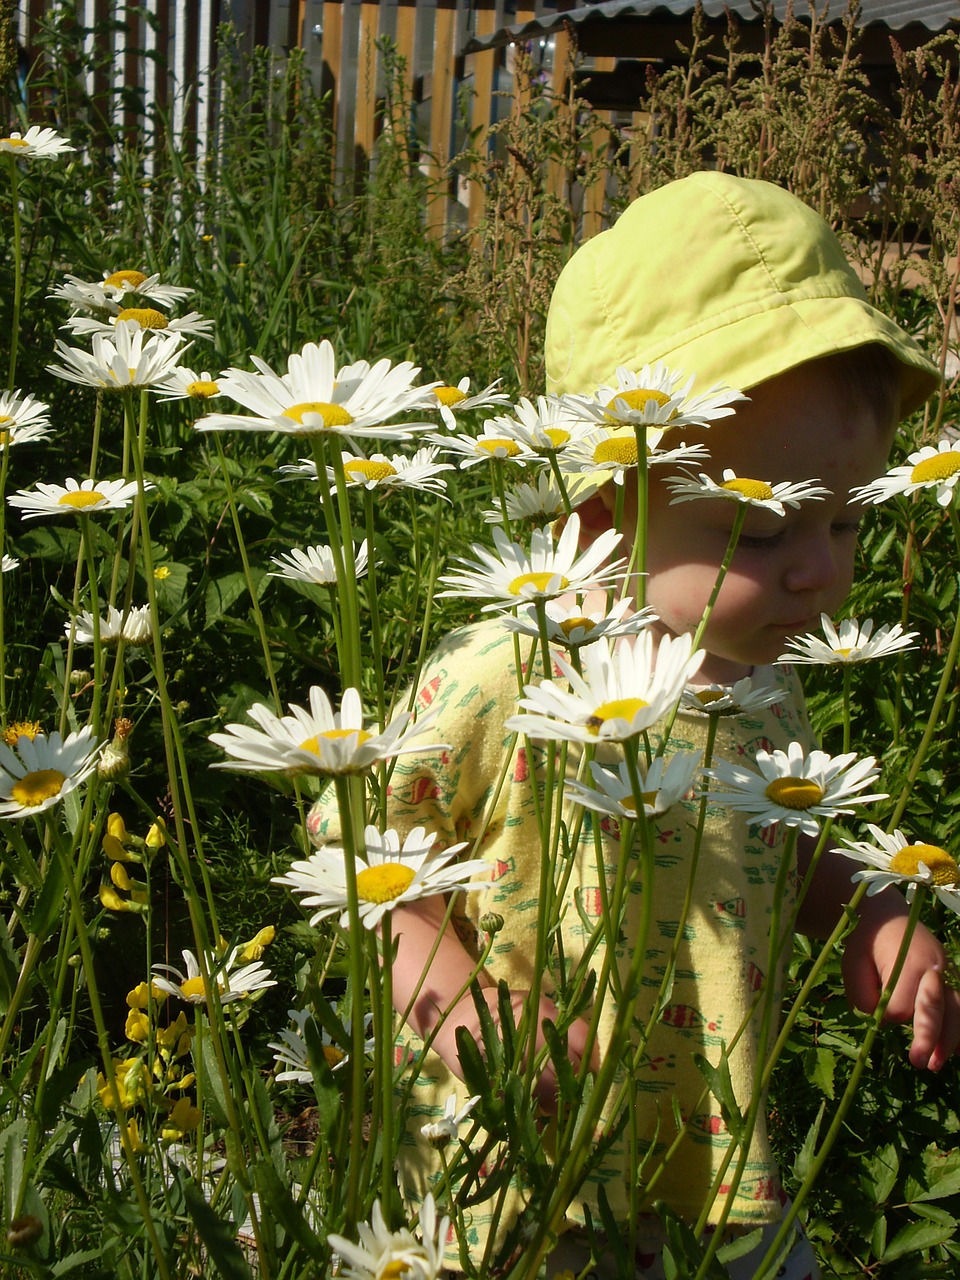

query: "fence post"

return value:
[425, 0, 458, 239]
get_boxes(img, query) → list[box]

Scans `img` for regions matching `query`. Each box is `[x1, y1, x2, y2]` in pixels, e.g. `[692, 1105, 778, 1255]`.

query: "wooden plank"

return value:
[583, 55, 614, 239]
[386, 0, 417, 167]
[545, 23, 572, 200]
[467, 0, 497, 230]
[426, 0, 458, 238]
[320, 0, 344, 136]
[354, 0, 380, 163]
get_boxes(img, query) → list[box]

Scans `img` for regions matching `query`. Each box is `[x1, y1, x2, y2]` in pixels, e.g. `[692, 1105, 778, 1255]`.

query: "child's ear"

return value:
[574, 486, 616, 549]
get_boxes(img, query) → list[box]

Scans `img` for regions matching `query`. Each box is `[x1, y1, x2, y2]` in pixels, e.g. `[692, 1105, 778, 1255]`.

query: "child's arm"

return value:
[795, 837, 960, 1071]
[390, 896, 598, 1110]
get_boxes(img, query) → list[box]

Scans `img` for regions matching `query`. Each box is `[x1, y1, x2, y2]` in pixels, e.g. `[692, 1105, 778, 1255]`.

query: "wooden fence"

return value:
[12, 0, 612, 234]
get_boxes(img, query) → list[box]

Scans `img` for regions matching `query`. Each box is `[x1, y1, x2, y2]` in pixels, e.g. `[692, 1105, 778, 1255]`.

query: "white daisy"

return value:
[0, 726, 100, 820]
[209, 687, 445, 776]
[680, 677, 784, 716]
[778, 613, 919, 665]
[195, 340, 435, 439]
[836, 824, 960, 912]
[269, 1008, 374, 1083]
[430, 376, 512, 429]
[0, 126, 74, 159]
[273, 824, 488, 931]
[427, 420, 536, 468]
[66, 605, 152, 647]
[506, 631, 704, 745]
[268, 541, 369, 585]
[559, 423, 711, 486]
[321, 446, 454, 496]
[707, 741, 885, 837]
[565, 750, 703, 821]
[852, 440, 960, 508]
[48, 325, 187, 391]
[482, 472, 602, 524]
[152, 946, 276, 1005]
[575, 363, 745, 430]
[153, 367, 222, 401]
[50, 270, 193, 314]
[2, 556, 19, 573]
[666, 469, 830, 514]
[421, 1092, 481, 1145]
[8, 477, 146, 520]
[477, 395, 598, 457]
[502, 596, 657, 649]
[63, 308, 213, 340]
[437, 514, 625, 612]
[0, 390, 52, 445]
[327, 1193, 449, 1280]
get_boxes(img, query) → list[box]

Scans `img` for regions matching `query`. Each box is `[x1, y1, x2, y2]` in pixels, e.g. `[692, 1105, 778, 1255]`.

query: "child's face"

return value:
[634, 362, 893, 683]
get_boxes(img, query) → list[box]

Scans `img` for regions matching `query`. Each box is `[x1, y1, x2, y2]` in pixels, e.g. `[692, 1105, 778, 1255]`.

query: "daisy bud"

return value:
[479, 911, 505, 935]
[98, 719, 133, 780]
[7, 1215, 43, 1248]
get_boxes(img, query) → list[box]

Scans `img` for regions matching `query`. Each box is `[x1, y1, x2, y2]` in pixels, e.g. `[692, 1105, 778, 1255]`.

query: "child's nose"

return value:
[782, 535, 840, 594]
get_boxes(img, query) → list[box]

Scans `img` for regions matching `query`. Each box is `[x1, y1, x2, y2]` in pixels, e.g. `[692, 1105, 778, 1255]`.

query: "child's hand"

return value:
[842, 897, 960, 1071]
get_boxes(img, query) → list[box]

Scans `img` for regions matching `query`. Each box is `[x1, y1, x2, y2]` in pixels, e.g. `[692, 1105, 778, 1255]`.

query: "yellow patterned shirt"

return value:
[306, 619, 817, 1266]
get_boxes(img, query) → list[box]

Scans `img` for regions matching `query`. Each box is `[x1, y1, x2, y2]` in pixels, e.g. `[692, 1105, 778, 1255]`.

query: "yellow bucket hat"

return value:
[545, 171, 939, 421]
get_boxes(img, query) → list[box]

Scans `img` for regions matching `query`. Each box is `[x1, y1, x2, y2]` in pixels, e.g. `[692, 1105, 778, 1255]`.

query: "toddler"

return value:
[309, 172, 960, 1277]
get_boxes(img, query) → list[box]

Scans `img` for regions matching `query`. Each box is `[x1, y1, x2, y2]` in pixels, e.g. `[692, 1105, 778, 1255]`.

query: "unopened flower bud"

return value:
[70, 669, 91, 688]
[7, 1214, 43, 1248]
[479, 912, 505, 935]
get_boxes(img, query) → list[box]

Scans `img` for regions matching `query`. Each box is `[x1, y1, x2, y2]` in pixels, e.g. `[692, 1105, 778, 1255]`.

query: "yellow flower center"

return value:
[58, 490, 106, 509]
[833, 647, 854, 658]
[764, 777, 824, 810]
[889, 843, 960, 886]
[283, 401, 354, 428]
[910, 452, 960, 485]
[322, 1044, 346, 1067]
[3, 720, 41, 746]
[508, 571, 569, 595]
[186, 379, 220, 398]
[355, 862, 417, 903]
[299, 729, 372, 753]
[2, 137, 29, 149]
[116, 307, 168, 330]
[433, 386, 467, 407]
[721, 477, 775, 501]
[559, 616, 593, 637]
[586, 697, 649, 734]
[0, 415, 13, 425]
[542, 427, 570, 448]
[605, 388, 673, 417]
[104, 270, 149, 289]
[381, 1264, 412, 1280]
[10, 768, 66, 807]
[594, 438, 638, 467]
[180, 976, 207, 1000]
[694, 690, 727, 706]
[477, 438, 520, 457]
[344, 460, 398, 483]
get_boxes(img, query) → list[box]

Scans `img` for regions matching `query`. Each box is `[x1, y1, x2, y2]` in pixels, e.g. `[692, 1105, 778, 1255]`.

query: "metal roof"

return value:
[461, 0, 959, 54]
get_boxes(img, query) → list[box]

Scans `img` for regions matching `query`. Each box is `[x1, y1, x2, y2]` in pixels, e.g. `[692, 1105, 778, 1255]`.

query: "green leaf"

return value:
[251, 1159, 326, 1260]
[906, 1146, 960, 1203]
[803, 1045, 836, 1100]
[879, 1219, 956, 1262]
[693, 1049, 743, 1139]
[205, 569, 263, 627]
[197, 1034, 231, 1128]
[179, 1174, 253, 1280]
[25, 851, 66, 939]
[301, 1015, 342, 1142]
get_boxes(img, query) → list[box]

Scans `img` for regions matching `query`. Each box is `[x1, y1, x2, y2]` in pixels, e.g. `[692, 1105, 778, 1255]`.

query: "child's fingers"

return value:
[923, 984, 960, 1073]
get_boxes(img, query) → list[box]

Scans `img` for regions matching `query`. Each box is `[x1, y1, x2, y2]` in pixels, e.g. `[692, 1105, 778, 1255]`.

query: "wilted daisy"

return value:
[0, 726, 100, 820]
[578, 363, 745, 430]
[327, 1193, 448, 1280]
[0, 126, 74, 160]
[421, 1092, 481, 1145]
[269, 1007, 374, 1083]
[50, 270, 193, 315]
[8, 477, 144, 520]
[502, 596, 656, 649]
[680, 677, 783, 716]
[209, 687, 445, 776]
[561, 422, 711, 486]
[48, 325, 187, 391]
[506, 631, 704, 744]
[196, 340, 434, 439]
[152, 946, 276, 1005]
[482, 472, 602, 524]
[667, 469, 830, 514]
[438, 514, 625, 612]
[0, 390, 52, 445]
[779, 613, 919, 665]
[325, 446, 454, 496]
[63, 309, 213, 341]
[274, 824, 488, 930]
[67, 605, 152, 647]
[268, 541, 369, 585]
[707, 741, 885, 836]
[431, 376, 512, 429]
[836, 824, 960, 912]
[852, 440, 960, 508]
[153, 366, 222, 401]
[566, 750, 703, 820]
[2, 555, 19, 573]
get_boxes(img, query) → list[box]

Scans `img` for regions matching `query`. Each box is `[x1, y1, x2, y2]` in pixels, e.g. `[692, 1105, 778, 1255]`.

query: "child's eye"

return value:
[832, 520, 863, 537]
[737, 530, 784, 549]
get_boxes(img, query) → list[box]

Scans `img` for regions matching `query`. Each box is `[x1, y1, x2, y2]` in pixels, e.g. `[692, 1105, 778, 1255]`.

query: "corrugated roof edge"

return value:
[460, 0, 958, 55]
